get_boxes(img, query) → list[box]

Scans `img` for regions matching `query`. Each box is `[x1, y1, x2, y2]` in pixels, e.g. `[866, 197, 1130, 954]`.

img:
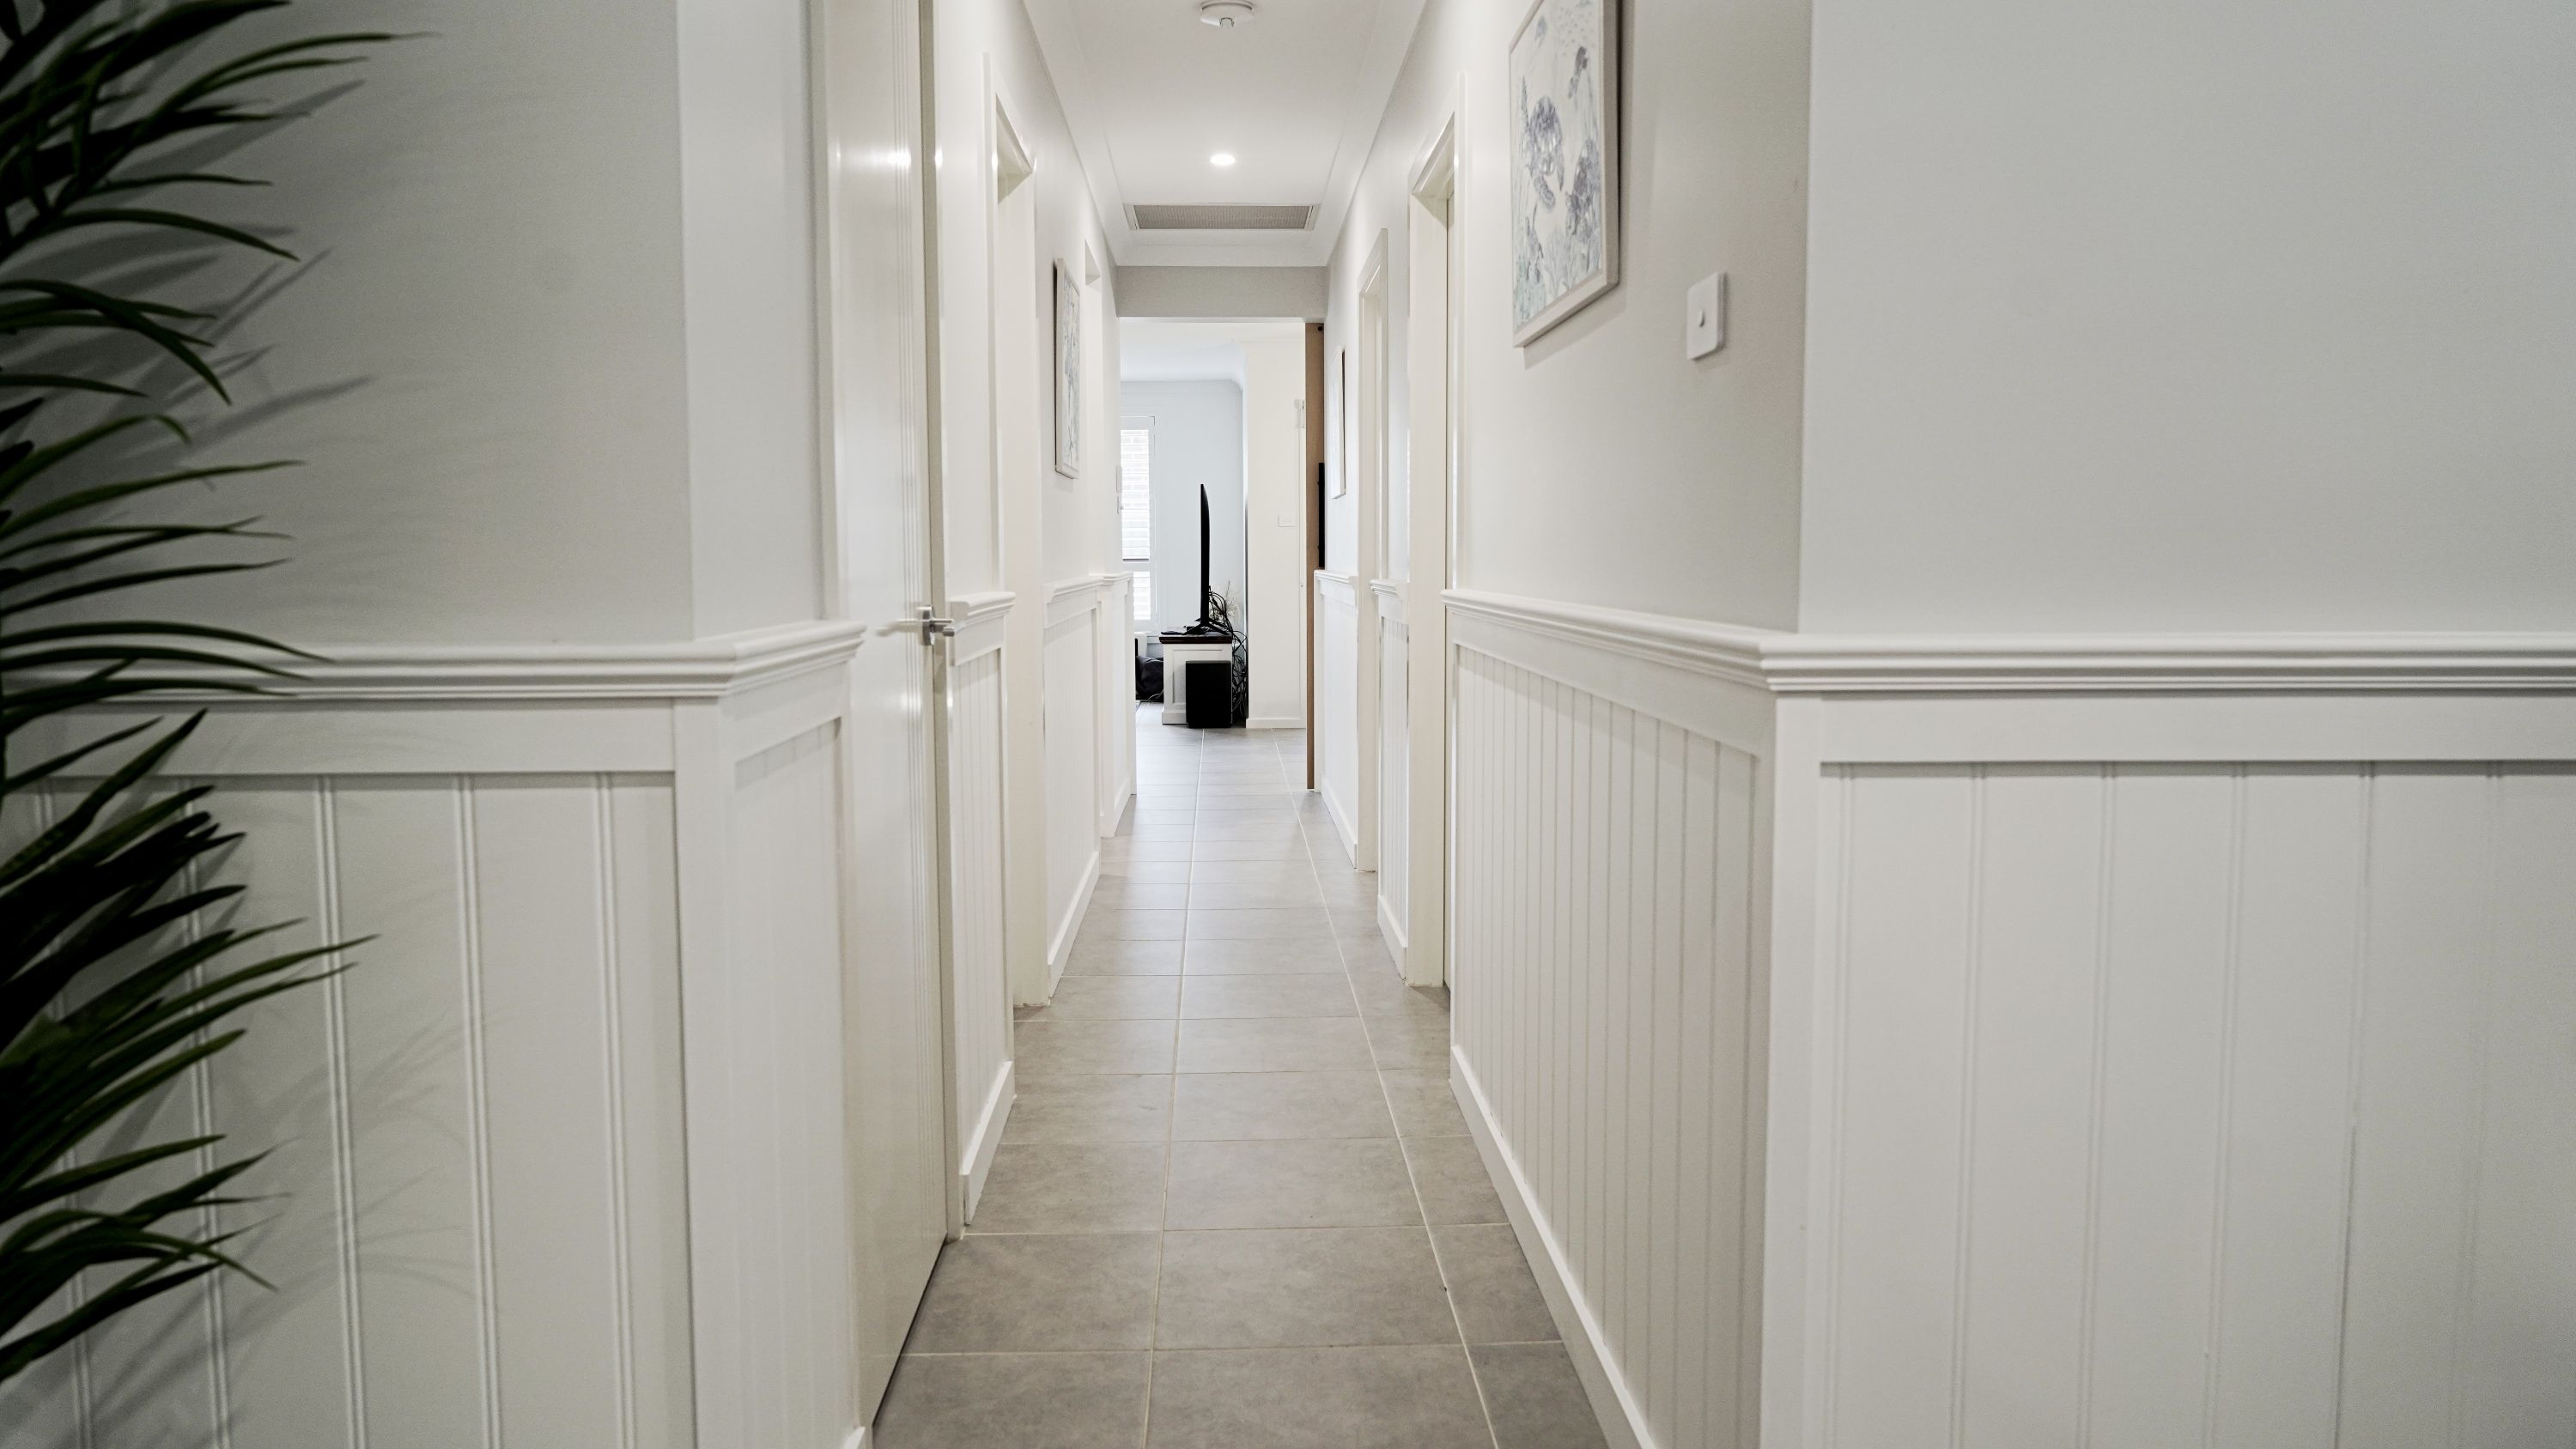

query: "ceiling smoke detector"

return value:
[1199, 0, 1255, 28]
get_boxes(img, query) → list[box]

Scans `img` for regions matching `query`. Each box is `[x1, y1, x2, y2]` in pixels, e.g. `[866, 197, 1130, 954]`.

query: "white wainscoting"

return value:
[1447, 596, 1771, 1449]
[1797, 760, 2576, 1449]
[1443, 587, 2576, 1449]
[1374, 578, 1411, 952]
[1316, 570, 1361, 863]
[3, 621, 884, 1449]
[945, 591, 1016, 1221]
[1043, 578, 1109, 990]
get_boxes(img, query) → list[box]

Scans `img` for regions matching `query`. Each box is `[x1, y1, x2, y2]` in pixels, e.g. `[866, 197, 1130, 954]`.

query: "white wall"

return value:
[1120, 265, 1329, 320]
[1800, 0, 2576, 634]
[1124, 380, 1249, 636]
[92, 0, 702, 646]
[1242, 336, 1309, 727]
[1322, 0, 1810, 629]
[930, 0, 1121, 599]
[676, 0, 826, 636]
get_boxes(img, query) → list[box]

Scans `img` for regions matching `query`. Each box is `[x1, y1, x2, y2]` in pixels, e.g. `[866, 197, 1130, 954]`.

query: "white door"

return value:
[817, 0, 949, 1419]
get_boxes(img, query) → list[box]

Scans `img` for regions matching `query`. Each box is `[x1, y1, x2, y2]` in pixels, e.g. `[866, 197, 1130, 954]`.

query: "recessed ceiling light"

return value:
[1199, 0, 1255, 27]
[1210, 152, 1236, 167]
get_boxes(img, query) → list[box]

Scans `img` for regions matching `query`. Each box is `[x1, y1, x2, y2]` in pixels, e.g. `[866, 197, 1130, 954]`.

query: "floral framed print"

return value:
[1509, 0, 1619, 346]
[1053, 260, 1082, 477]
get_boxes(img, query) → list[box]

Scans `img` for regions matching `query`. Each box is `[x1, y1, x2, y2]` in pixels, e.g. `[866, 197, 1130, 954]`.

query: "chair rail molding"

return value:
[1442, 586, 2576, 1449]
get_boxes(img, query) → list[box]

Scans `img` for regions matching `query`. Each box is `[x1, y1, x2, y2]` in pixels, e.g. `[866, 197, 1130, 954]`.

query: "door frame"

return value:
[1401, 94, 1461, 988]
[1351, 231, 1389, 872]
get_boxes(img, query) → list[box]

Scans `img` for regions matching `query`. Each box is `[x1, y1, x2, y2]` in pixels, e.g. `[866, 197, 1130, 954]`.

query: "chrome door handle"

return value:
[915, 605, 957, 641]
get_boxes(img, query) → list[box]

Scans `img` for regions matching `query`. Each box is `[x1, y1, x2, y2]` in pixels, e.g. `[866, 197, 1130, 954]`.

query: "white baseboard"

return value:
[1321, 779, 1358, 864]
[1245, 715, 1303, 730]
[959, 1059, 1013, 1223]
[1042, 846, 1101, 997]
[1453, 1051, 1650, 1449]
[1376, 891, 1409, 961]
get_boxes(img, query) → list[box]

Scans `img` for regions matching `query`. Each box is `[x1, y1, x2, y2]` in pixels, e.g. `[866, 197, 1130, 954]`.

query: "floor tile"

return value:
[1176, 1017, 1375, 1073]
[1019, 975, 1180, 1022]
[1189, 882, 1326, 911]
[1154, 1228, 1459, 1349]
[1100, 858, 1193, 882]
[1346, 968, 1450, 1020]
[1403, 1137, 1507, 1224]
[1471, 1343, 1611, 1449]
[1180, 974, 1358, 1019]
[1363, 1012, 1452, 1071]
[1066, 937, 1185, 975]
[1165, 1138, 1422, 1229]
[970, 1143, 1168, 1234]
[1170, 1070, 1395, 1141]
[1313, 880, 1378, 912]
[1433, 1223, 1558, 1343]
[1102, 840, 1192, 862]
[1189, 840, 1311, 861]
[1327, 906, 1387, 938]
[1018, 1019, 1177, 1078]
[1376, 1070, 1470, 1138]
[1005, 1074, 1173, 1144]
[1126, 823, 1194, 841]
[1091, 909, 1187, 940]
[1091, 881, 1190, 912]
[1181, 937, 1346, 975]
[907, 1233, 1159, 1351]
[875, 1352, 1150, 1449]
[1145, 1346, 1491, 1449]
[1188, 859, 1320, 886]
[1192, 819, 1303, 842]
[1188, 907, 1332, 941]
[1340, 932, 1400, 973]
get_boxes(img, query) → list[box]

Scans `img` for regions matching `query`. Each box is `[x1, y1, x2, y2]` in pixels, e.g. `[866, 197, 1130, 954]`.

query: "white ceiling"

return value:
[1024, 0, 1428, 268]
[1121, 318, 1305, 382]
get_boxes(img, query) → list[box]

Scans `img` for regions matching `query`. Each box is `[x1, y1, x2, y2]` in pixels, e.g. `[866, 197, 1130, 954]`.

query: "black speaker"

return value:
[1184, 659, 1231, 728]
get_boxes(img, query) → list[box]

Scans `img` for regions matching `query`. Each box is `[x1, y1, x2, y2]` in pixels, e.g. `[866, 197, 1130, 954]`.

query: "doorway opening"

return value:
[1115, 317, 1313, 742]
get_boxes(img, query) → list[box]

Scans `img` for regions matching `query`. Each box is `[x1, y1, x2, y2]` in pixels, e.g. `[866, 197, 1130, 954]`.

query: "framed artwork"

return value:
[1053, 261, 1082, 477]
[1331, 350, 1350, 497]
[1509, 0, 1619, 346]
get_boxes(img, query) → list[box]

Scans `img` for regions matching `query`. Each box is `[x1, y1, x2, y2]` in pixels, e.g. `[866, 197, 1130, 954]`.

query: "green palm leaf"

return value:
[0, 0, 385, 1391]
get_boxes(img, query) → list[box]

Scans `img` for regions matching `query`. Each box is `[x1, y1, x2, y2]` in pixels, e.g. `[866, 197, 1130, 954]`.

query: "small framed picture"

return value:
[1509, 0, 1619, 345]
[1053, 261, 1082, 477]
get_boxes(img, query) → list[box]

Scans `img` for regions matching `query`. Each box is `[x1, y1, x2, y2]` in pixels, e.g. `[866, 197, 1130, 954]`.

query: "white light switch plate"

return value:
[1686, 272, 1726, 359]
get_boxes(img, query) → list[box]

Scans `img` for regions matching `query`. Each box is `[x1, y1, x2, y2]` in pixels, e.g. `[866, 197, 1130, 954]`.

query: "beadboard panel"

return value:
[1807, 762, 2576, 1449]
[945, 642, 1014, 1217]
[690, 723, 860, 1449]
[1449, 635, 1768, 1449]
[1377, 608, 1411, 947]
[0, 773, 692, 1449]
[1043, 603, 1103, 985]
[1317, 573, 1361, 861]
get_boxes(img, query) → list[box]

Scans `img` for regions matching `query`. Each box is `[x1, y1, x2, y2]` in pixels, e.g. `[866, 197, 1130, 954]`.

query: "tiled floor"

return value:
[875, 714, 1607, 1449]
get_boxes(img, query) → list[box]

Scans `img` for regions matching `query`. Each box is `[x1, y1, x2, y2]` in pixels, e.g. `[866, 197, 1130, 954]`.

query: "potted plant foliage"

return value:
[1, 0, 384, 1391]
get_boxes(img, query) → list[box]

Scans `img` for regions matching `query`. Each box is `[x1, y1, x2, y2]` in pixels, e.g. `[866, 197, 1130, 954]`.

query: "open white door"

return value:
[816, 0, 950, 1420]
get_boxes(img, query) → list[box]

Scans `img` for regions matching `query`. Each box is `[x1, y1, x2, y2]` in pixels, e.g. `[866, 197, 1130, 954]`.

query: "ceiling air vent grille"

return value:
[1129, 203, 1316, 232]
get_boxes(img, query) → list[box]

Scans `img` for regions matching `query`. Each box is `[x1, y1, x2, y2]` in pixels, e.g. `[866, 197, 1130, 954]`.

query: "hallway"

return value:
[873, 716, 1606, 1449]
